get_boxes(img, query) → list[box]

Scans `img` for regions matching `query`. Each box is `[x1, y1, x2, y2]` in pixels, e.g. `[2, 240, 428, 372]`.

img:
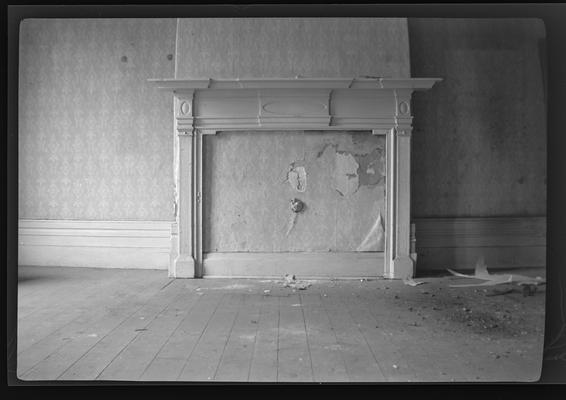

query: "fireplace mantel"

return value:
[149, 77, 441, 279]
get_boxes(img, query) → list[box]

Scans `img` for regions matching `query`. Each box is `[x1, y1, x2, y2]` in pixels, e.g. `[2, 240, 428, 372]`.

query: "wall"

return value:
[19, 17, 546, 271]
[409, 18, 547, 218]
[175, 18, 410, 79]
[18, 19, 177, 221]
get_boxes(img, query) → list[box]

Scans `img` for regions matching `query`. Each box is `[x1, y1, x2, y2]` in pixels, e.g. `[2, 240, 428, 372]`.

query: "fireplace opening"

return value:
[201, 130, 386, 277]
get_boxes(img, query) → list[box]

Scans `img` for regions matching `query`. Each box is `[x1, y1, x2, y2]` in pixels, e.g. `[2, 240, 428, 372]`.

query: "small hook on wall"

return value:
[290, 198, 305, 213]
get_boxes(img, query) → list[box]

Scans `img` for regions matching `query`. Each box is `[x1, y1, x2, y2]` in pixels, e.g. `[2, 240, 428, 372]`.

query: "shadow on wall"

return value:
[408, 18, 547, 218]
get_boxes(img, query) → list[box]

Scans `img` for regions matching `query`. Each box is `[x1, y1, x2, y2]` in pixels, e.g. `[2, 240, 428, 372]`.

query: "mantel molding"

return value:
[149, 77, 441, 91]
[150, 76, 441, 279]
[149, 77, 441, 132]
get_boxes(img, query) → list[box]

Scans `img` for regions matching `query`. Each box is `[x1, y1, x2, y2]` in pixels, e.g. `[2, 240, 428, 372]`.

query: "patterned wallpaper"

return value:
[18, 19, 177, 220]
[175, 18, 410, 79]
[409, 19, 547, 217]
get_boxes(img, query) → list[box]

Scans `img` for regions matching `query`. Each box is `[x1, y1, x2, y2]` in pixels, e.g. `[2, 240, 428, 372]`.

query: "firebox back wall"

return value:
[203, 131, 386, 253]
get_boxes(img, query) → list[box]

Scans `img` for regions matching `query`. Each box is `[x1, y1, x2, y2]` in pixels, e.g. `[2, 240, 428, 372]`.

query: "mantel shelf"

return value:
[148, 77, 442, 91]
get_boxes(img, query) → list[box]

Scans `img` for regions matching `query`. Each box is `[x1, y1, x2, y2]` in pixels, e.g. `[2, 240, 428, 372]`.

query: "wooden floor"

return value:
[16, 266, 545, 383]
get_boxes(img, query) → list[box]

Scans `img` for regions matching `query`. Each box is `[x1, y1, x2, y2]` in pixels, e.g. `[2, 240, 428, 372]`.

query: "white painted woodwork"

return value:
[17, 216, 545, 274]
[202, 252, 385, 279]
[150, 77, 441, 278]
[18, 220, 171, 269]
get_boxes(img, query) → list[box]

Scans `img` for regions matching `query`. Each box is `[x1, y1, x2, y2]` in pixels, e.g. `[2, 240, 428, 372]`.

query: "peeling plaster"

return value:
[286, 212, 299, 236]
[357, 212, 385, 251]
[287, 165, 307, 192]
[334, 152, 360, 197]
[355, 147, 385, 187]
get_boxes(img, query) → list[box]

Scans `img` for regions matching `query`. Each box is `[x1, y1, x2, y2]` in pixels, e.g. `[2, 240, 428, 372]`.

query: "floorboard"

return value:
[56, 279, 185, 381]
[276, 293, 313, 383]
[176, 293, 243, 382]
[248, 294, 279, 382]
[214, 293, 262, 381]
[301, 292, 350, 382]
[140, 291, 225, 381]
[16, 266, 545, 383]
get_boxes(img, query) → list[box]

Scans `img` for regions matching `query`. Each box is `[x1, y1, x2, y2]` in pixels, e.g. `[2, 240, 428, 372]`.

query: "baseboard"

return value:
[203, 252, 385, 279]
[18, 217, 547, 273]
[413, 216, 546, 271]
[18, 219, 172, 269]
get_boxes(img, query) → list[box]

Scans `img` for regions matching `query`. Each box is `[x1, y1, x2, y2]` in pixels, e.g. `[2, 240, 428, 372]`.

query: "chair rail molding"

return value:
[149, 77, 442, 279]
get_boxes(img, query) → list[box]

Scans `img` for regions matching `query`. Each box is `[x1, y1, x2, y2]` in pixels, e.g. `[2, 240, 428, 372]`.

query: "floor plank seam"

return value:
[54, 301, 150, 381]
[276, 295, 281, 383]
[299, 293, 316, 383]
[212, 293, 244, 381]
[319, 294, 350, 382]
[246, 294, 263, 382]
[138, 291, 204, 380]
[176, 293, 226, 381]
[19, 291, 156, 380]
[93, 283, 186, 380]
[345, 297, 389, 382]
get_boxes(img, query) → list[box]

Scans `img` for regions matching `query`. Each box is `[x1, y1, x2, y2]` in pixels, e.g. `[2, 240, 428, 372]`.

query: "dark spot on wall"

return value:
[121, 55, 128, 63]
[517, 176, 525, 184]
[315, 142, 337, 158]
[351, 131, 374, 145]
[355, 147, 385, 187]
[167, 54, 173, 61]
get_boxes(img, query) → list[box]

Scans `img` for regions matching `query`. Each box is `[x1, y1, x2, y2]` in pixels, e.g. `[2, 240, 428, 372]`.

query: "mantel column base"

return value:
[170, 254, 195, 278]
[384, 256, 415, 279]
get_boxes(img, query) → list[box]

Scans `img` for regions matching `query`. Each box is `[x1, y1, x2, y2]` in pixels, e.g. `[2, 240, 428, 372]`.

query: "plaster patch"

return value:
[287, 165, 307, 192]
[334, 152, 359, 196]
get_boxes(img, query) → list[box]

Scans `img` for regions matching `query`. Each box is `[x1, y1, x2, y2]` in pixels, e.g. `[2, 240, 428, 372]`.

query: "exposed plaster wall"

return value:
[203, 131, 386, 252]
[409, 19, 547, 217]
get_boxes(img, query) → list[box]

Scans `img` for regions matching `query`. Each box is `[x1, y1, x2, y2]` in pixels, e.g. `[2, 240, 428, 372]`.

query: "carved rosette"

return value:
[174, 91, 195, 134]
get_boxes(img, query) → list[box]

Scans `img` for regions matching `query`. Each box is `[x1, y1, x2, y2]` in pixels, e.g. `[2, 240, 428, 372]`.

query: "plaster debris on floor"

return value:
[447, 257, 546, 290]
[281, 273, 312, 290]
[403, 277, 425, 287]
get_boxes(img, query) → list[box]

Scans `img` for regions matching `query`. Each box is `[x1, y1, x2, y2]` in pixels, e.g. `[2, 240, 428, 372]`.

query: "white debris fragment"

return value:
[447, 257, 546, 288]
[403, 277, 425, 287]
[281, 274, 312, 290]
